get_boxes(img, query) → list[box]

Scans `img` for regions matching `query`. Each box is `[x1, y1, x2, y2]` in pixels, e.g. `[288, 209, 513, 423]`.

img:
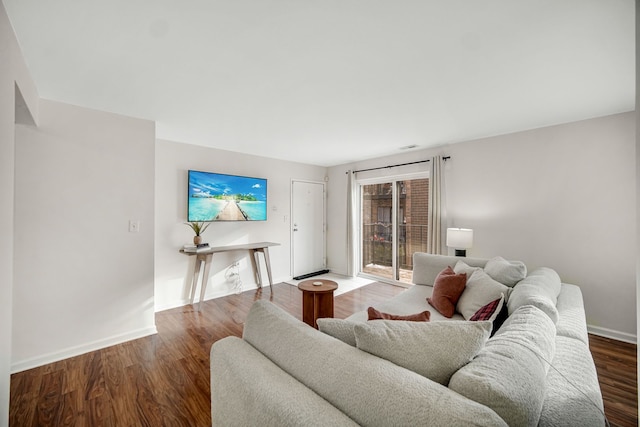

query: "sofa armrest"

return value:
[555, 283, 589, 345]
[538, 336, 605, 426]
[211, 337, 359, 427]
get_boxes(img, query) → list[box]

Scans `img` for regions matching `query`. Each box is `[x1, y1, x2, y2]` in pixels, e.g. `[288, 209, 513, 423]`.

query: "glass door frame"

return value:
[357, 171, 429, 286]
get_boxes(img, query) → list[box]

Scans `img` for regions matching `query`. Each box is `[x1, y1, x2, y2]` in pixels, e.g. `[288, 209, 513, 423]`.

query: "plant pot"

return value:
[193, 235, 203, 245]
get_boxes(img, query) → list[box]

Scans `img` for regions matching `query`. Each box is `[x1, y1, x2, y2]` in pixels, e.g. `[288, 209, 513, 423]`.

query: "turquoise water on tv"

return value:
[189, 198, 267, 221]
[188, 198, 226, 221]
[238, 201, 267, 220]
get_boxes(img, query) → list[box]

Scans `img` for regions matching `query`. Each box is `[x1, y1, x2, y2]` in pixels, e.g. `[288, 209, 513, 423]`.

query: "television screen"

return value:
[188, 170, 268, 222]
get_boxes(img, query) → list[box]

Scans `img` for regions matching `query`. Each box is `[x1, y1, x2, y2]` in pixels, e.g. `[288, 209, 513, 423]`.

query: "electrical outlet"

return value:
[129, 220, 140, 232]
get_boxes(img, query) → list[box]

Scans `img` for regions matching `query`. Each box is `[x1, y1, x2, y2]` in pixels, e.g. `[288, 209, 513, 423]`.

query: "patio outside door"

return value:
[360, 176, 428, 284]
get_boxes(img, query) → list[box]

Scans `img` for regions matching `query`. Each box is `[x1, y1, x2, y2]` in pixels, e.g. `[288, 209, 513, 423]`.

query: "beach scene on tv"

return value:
[188, 171, 267, 221]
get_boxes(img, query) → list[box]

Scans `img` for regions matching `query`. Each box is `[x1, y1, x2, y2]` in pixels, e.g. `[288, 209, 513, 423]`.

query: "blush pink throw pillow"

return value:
[427, 266, 467, 318]
[367, 307, 431, 322]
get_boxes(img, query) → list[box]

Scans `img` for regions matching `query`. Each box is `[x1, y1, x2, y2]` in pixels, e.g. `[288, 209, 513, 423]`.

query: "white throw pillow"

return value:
[457, 269, 511, 320]
[353, 320, 491, 385]
[317, 318, 357, 346]
[484, 256, 527, 287]
[453, 260, 481, 277]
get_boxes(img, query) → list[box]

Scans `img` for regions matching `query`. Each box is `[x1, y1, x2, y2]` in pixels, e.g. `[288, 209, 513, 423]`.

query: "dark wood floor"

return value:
[9, 282, 638, 426]
[589, 335, 638, 427]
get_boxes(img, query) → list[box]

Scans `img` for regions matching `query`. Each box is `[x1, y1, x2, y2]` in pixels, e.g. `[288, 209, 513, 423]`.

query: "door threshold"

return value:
[293, 269, 330, 281]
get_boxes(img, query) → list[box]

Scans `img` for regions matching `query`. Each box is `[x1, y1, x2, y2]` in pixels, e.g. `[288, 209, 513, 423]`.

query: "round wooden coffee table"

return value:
[297, 279, 338, 329]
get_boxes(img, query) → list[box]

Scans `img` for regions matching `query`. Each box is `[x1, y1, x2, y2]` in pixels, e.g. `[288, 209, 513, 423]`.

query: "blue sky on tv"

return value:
[189, 171, 267, 200]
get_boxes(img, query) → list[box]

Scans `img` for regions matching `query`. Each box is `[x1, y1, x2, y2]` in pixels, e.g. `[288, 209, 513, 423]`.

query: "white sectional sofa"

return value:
[210, 253, 605, 426]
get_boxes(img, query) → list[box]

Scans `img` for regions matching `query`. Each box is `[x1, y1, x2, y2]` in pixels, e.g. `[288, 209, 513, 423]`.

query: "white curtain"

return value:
[427, 156, 447, 254]
[346, 170, 358, 277]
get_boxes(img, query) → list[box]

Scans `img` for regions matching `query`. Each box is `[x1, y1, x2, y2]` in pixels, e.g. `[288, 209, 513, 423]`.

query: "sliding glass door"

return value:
[360, 175, 428, 284]
[361, 182, 394, 280]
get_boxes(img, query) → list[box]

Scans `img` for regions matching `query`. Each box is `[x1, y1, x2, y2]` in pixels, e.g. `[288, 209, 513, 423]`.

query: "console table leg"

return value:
[262, 247, 274, 292]
[189, 256, 202, 305]
[198, 253, 213, 311]
[249, 249, 262, 287]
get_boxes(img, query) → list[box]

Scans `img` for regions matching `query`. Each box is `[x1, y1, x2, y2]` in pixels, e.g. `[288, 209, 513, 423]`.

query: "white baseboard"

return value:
[11, 326, 158, 374]
[154, 285, 262, 313]
[155, 298, 193, 312]
[587, 324, 636, 344]
[155, 276, 291, 313]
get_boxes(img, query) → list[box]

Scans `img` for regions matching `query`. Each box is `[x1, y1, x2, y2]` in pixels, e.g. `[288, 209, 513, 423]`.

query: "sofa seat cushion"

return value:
[353, 319, 491, 385]
[244, 301, 507, 427]
[456, 269, 511, 320]
[449, 305, 556, 427]
[538, 336, 605, 427]
[507, 268, 561, 323]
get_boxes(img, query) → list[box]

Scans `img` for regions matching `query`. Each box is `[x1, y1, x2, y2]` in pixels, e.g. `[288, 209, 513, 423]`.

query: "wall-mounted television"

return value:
[188, 170, 268, 222]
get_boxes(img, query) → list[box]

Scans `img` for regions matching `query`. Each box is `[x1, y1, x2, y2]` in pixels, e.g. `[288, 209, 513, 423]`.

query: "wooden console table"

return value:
[180, 242, 279, 311]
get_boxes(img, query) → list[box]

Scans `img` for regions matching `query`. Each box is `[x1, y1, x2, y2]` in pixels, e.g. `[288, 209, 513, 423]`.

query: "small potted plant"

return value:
[185, 221, 211, 244]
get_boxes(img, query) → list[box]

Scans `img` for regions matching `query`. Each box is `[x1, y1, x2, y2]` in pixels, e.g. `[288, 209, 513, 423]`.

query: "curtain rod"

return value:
[347, 156, 450, 174]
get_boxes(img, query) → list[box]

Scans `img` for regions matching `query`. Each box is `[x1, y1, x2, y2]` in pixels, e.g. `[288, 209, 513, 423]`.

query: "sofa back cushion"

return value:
[412, 253, 487, 286]
[507, 267, 561, 323]
[244, 301, 508, 427]
[448, 305, 556, 427]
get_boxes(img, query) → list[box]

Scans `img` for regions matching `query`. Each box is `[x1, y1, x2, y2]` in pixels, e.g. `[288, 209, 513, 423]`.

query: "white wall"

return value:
[0, 21, 15, 427]
[12, 99, 156, 372]
[155, 139, 326, 311]
[328, 112, 636, 341]
[635, 0, 639, 405]
[0, 3, 38, 424]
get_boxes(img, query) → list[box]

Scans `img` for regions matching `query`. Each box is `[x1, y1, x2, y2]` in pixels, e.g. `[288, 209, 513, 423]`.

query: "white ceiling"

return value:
[3, 0, 635, 167]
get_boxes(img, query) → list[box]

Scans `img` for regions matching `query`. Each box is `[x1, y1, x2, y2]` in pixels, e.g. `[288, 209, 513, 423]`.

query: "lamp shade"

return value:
[446, 228, 473, 249]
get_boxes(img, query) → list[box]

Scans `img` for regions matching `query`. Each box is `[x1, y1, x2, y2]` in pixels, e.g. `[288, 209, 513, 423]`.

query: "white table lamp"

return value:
[447, 228, 473, 257]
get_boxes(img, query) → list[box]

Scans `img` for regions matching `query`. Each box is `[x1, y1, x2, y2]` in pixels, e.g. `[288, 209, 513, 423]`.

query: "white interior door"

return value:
[292, 180, 325, 278]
